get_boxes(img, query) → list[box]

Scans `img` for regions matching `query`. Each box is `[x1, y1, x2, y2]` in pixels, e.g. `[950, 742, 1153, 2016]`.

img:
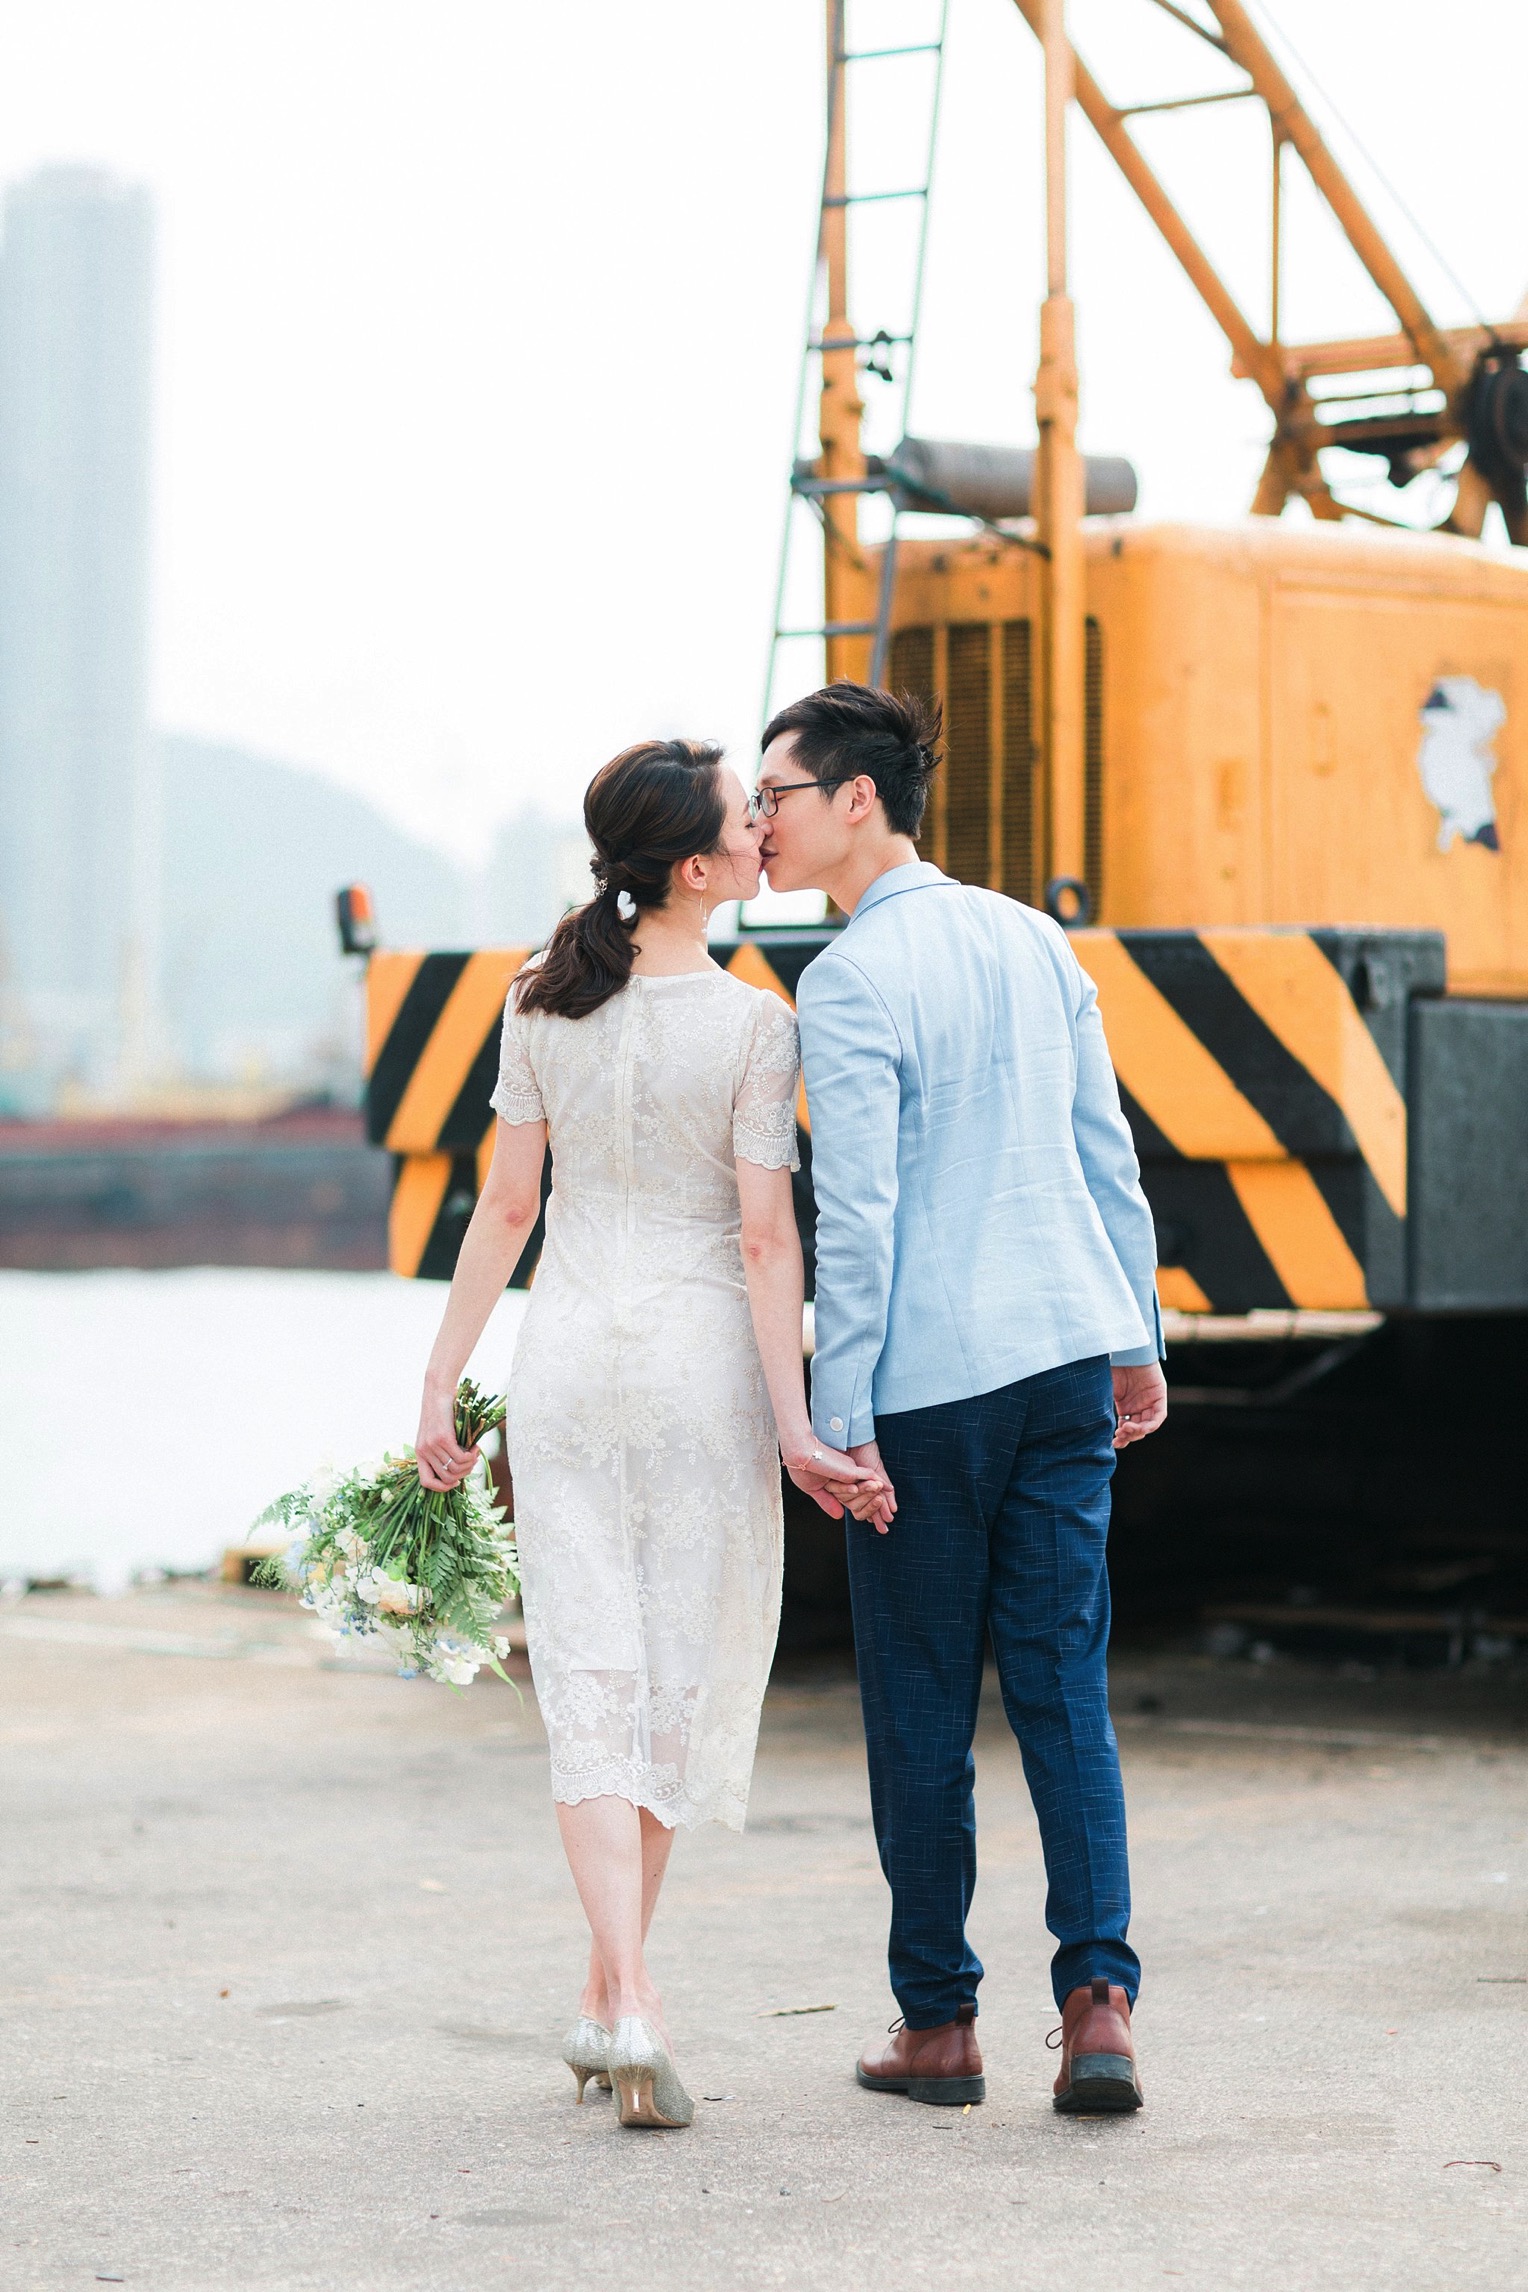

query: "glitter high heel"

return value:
[607, 2015, 694, 2129]
[561, 2016, 612, 2102]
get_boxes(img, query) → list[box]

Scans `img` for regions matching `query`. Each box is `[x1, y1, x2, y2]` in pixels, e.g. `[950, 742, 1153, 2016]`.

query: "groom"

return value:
[757, 681, 1166, 2113]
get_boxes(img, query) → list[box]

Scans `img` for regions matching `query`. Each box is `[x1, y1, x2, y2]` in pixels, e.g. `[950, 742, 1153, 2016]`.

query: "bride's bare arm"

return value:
[736, 1159, 884, 1521]
[416, 1116, 547, 1490]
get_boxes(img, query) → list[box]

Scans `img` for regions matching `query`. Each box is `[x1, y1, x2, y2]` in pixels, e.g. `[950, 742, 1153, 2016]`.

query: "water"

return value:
[0, 1268, 528, 1589]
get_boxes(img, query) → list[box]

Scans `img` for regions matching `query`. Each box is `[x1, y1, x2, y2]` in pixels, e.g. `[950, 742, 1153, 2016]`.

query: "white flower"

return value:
[491, 1636, 510, 1660]
[376, 1579, 423, 1616]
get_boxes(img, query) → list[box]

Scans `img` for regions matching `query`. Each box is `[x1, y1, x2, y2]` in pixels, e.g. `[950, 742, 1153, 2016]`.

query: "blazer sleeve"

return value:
[1065, 942, 1164, 1365]
[795, 949, 903, 1448]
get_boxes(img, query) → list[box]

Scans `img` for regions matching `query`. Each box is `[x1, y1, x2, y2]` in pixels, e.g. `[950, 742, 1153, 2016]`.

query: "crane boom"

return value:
[1007, 0, 1528, 538]
[1205, 0, 1465, 398]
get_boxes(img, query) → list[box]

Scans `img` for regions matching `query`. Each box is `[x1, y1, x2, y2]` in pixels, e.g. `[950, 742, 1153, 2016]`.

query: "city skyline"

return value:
[0, 163, 154, 1107]
[0, 159, 586, 1115]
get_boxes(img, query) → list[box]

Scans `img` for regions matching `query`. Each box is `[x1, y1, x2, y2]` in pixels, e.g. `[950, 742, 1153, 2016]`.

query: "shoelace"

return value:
[1044, 2023, 1064, 2051]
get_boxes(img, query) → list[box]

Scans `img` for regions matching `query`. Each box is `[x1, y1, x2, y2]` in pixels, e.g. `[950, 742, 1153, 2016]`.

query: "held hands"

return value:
[842, 1439, 896, 1533]
[782, 1434, 891, 1524]
[415, 1382, 481, 1492]
[1112, 1361, 1168, 1448]
[782, 1433, 898, 1534]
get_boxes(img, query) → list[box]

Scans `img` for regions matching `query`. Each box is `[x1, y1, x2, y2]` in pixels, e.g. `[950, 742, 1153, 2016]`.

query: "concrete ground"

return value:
[2, 1585, 1524, 2292]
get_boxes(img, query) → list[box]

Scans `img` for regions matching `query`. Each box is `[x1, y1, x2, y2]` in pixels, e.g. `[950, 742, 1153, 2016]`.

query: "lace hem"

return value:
[733, 1121, 801, 1173]
[549, 1756, 748, 1834]
[490, 1083, 546, 1123]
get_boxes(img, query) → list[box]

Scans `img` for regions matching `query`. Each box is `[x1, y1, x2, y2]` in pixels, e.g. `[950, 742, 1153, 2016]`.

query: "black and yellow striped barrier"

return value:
[364, 942, 810, 1280]
[365, 948, 533, 1279]
[1074, 928, 1440, 1314]
[364, 924, 1445, 1314]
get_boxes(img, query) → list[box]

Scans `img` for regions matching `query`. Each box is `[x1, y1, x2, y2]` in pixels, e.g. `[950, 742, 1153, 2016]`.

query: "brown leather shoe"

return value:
[857, 2003, 985, 2106]
[1052, 1977, 1143, 2113]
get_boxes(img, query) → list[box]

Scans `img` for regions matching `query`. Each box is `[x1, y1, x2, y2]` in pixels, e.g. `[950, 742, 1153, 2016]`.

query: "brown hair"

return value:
[762, 680, 941, 837]
[514, 738, 727, 1021]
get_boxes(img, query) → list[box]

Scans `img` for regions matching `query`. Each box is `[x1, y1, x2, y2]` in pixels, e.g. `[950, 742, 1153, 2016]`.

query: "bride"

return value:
[413, 737, 880, 2130]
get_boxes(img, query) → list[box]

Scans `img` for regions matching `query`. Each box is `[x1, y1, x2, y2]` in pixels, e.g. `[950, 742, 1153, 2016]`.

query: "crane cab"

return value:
[846, 517, 1528, 999]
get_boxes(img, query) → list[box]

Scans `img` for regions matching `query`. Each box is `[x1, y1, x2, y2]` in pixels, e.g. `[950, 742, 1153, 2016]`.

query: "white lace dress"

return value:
[491, 967, 801, 1833]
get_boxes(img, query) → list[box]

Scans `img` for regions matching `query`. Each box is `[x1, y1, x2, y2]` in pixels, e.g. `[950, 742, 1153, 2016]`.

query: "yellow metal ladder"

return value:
[765, 0, 948, 718]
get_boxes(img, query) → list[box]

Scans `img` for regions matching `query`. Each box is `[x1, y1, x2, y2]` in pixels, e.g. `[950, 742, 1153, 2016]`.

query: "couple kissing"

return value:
[415, 679, 1166, 2128]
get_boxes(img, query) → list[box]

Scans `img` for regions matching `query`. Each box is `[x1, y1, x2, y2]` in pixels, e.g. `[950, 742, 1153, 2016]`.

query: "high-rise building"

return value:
[0, 166, 154, 1110]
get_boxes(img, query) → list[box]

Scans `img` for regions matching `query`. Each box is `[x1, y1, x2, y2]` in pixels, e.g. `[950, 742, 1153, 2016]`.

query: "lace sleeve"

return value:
[733, 994, 801, 1172]
[489, 991, 546, 1124]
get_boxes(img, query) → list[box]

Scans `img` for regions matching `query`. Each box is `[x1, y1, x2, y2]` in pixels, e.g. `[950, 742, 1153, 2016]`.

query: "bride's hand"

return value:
[782, 1436, 888, 1522]
[415, 1383, 480, 1492]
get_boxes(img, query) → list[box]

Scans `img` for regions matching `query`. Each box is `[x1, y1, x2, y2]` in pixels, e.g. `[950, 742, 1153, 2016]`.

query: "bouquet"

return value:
[250, 1378, 520, 1687]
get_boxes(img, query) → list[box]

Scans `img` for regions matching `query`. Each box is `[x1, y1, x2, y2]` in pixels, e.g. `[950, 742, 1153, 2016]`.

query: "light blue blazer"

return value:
[797, 862, 1162, 1448]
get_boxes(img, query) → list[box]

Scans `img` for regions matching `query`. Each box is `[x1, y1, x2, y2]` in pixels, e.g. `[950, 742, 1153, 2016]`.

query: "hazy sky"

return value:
[0, 0, 1523, 860]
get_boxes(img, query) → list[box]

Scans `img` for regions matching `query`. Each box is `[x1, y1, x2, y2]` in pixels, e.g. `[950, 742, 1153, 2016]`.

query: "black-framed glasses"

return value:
[747, 779, 821, 823]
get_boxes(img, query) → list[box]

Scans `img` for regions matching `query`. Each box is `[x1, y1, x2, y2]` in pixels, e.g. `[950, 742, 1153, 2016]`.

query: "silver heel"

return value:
[608, 2015, 694, 2129]
[561, 2015, 612, 2102]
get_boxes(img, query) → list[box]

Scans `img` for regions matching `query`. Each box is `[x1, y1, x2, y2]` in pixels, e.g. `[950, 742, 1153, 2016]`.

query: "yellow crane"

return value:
[761, 0, 1528, 1322]
[343, 1, 1527, 1659]
[778, 0, 1528, 979]
[360, 0, 1528, 1329]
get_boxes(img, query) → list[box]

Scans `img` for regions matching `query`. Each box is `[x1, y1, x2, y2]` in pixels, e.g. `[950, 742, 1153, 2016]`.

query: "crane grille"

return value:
[1002, 619, 1035, 905]
[944, 622, 992, 889]
[885, 611, 1103, 918]
[1084, 615, 1104, 919]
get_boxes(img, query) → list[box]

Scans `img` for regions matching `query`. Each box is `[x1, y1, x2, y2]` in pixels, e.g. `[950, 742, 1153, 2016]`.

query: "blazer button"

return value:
[829, 1417, 844, 1431]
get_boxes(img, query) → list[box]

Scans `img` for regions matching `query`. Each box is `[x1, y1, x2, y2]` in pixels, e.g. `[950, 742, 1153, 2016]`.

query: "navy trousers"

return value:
[847, 1354, 1139, 2023]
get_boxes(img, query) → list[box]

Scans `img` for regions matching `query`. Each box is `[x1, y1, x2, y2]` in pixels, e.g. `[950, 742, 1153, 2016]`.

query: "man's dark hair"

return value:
[761, 680, 942, 839]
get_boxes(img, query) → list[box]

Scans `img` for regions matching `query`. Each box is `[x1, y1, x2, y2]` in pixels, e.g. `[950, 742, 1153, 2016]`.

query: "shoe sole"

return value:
[856, 2067, 986, 2106]
[1053, 2052, 1143, 2114]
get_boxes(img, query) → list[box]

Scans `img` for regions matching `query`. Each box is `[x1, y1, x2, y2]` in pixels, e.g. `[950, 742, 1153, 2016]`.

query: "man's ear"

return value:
[846, 773, 878, 822]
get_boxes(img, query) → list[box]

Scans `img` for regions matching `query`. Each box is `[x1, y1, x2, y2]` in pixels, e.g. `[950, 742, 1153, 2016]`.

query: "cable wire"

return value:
[1245, 0, 1490, 330]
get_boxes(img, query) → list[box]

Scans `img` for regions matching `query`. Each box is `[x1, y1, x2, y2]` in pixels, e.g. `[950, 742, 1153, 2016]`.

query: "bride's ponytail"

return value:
[515, 739, 726, 1022]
